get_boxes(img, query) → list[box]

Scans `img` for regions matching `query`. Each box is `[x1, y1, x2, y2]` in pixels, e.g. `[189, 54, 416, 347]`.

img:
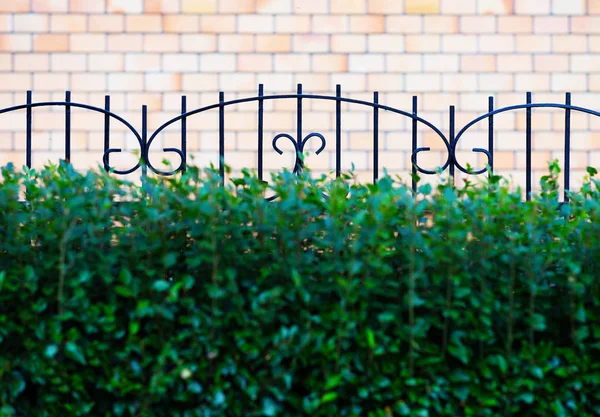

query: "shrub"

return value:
[0, 161, 599, 417]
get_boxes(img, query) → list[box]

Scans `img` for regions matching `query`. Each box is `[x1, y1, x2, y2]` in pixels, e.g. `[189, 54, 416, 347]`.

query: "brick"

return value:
[257, 0, 292, 13]
[15, 53, 49, 71]
[479, 74, 513, 92]
[88, 53, 124, 72]
[238, 54, 272, 72]
[497, 54, 532, 72]
[0, 74, 31, 91]
[0, 53, 11, 70]
[406, 74, 441, 92]
[126, 15, 162, 32]
[514, 74, 550, 91]
[478, 0, 513, 14]
[200, 53, 236, 72]
[34, 73, 69, 91]
[274, 54, 310, 71]
[0, 34, 32, 52]
[404, 0, 438, 14]
[0, 0, 29, 12]
[0, 14, 11, 31]
[423, 54, 459, 72]
[71, 74, 107, 91]
[33, 34, 68, 52]
[441, 35, 477, 53]
[108, 0, 143, 13]
[553, 35, 587, 53]
[367, 0, 406, 14]
[182, 74, 219, 91]
[461, 55, 496, 72]
[349, 16, 384, 33]
[256, 35, 292, 52]
[460, 16, 496, 33]
[145, 0, 180, 13]
[332, 34, 365, 52]
[387, 54, 422, 72]
[220, 0, 255, 12]
[441, 0, 476, 14]
[571, 55, 600, 72]
[125, 53, 160, 71]
[51, 53, 86, 71]
[386, 15, 423, 33]
[181, 0, 217, 13]
[181, 34, 217, 52]
[200, 16, 236, 33]
[14, 14, 49, 32]
[146, 73, 182, 92]
[405, 35, 440, 52]
[515, 0, 550, 14]
[573, 17, 600, 34]
[107, 34, 143, 52]
[32, 0, 68, 12]
[89, 15, 125, 32]
[479, 35, 515, 53]
[551, 74, 587, 92]
[50, 14, 87, 32]
[293, 34, 329, 52]
[313, 15, 350, 35]
[144, 34, 179, 52]
[516, 35, 551, 53]
[592, 0, 600, 14]
[238, 15, 274, 33]
[163, 15, 199, 33]
[442, 74, 478, 92]
[293, 0, 328, 13]
[163, 54, 199, 72]
[70, 0, 105, 12]
[70, 34, 105, 52]
[424, 16, 458, 34]
[109, 73, 144, 92]
[368, 34, 404, 52]
[219, 73, 256, 92]
[332, 0, 366, 13]
[219, 34, 254, 52]
[349, 54, 384, 72]
[498, 16, 532, 33]
[552, 0, 585, 15]
[534, 16, 569, 33]
[535, 55, 569, 72]
[275, 15, 310, 33]
[312, 54, 348, 72]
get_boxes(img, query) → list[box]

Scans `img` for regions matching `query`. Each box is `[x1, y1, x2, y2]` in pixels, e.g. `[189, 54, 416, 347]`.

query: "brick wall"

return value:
[0, 0, 598, 192]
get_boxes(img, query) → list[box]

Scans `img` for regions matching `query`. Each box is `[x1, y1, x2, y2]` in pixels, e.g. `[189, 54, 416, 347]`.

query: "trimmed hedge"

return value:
[0, 161, 600, 417]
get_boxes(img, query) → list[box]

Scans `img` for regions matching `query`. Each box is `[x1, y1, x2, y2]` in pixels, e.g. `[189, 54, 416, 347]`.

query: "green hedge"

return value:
[1, 161, 600, 417]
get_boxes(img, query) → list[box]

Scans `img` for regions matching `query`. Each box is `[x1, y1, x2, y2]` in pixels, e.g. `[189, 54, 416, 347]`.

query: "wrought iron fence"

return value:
[0, 84, 595, 202]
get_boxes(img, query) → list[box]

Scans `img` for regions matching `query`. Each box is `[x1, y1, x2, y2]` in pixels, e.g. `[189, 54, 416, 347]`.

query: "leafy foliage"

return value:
[1, 161, 600, 416]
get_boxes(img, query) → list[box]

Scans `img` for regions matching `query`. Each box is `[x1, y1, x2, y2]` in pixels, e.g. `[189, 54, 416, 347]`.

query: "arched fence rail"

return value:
[1, 84, 596, 202]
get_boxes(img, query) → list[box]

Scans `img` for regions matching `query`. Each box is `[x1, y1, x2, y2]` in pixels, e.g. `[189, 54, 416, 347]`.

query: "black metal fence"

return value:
[0, 84, 596, 202]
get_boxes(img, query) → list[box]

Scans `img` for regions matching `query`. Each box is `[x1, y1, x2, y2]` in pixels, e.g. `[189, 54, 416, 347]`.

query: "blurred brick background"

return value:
[0, 0, 598, 191]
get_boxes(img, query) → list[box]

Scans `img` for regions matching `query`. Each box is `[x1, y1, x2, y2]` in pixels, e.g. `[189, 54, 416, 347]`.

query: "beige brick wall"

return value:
[0, 0, 598, 192]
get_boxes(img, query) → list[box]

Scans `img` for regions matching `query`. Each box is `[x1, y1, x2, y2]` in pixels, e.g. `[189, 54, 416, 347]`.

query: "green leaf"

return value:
[365, 328, 376, 349]
[65, 341, 86, 365]
[152, 280, 170, 292]
[44, 344, 59, 359]
[587, 166, 598, 177]
[321, 392, 338, 403]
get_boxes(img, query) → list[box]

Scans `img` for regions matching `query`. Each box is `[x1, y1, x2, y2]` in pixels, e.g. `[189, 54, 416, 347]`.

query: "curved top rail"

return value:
[0, 101, 143, 145]
[147, 93, 450, 150]
[454, 102, 600, 147]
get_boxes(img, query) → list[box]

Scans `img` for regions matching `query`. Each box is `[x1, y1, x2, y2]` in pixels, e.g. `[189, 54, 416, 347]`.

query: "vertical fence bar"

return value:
[336, 84, 341, 178]
[26, 91, 32, 168]
[181, 95, 187, 173]
[526, 92, 532, 201]
[449, 105, 455, 183]
[141, 105, 147, 179]
[65, 91, 71, 162]
[103, 95, 110, 171]
[564, 92, 571, 203]
[219, 91, 225, 182]
[258, 84, 264, 181]
[488, 96, 494, 176]
[411, 96, 418, 192]
[297, 84, 302, 171]
[373, 91, 379, 184]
